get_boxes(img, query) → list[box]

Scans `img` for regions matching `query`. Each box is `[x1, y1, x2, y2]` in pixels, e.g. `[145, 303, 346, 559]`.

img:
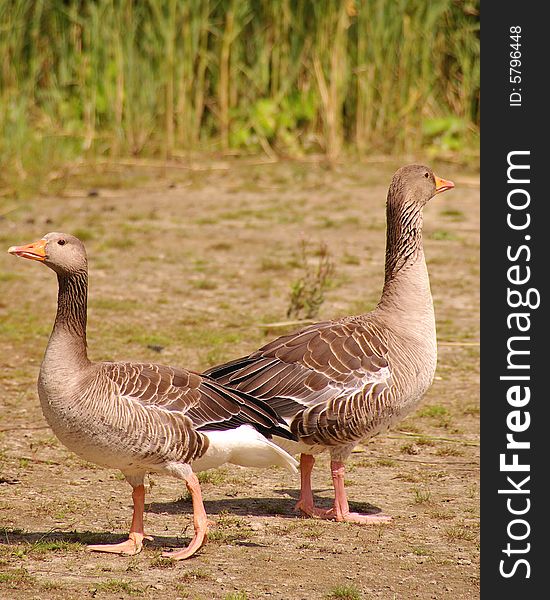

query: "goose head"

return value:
[387, 164, 455, 210]
[8, 232, 87, 275]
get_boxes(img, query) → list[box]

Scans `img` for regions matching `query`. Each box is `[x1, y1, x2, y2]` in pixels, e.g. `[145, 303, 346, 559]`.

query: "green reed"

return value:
[0, 0, 479, 192]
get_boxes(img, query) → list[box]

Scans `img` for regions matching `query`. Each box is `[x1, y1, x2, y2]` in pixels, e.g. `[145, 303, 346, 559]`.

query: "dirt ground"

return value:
[0, 158, 479, 600]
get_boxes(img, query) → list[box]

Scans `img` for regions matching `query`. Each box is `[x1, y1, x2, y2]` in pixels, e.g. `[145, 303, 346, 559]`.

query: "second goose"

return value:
[204, 164, 455, 524]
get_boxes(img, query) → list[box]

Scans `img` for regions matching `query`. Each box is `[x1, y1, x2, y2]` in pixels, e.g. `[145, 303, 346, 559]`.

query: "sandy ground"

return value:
[0, 159, 479, 599]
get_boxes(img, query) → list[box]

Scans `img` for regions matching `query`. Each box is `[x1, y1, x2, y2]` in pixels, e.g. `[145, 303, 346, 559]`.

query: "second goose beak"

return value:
[434, 175, 455, 195]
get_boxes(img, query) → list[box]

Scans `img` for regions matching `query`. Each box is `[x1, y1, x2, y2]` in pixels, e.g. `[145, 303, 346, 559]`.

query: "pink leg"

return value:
[88, 484, 152, 555]
[329, 460, 392, 524]
[162, 473, 210, 560]
[294, 454, 334, 519]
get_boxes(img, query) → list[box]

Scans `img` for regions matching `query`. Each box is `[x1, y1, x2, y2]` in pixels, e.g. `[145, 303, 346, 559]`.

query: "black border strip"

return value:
[481, 3, 545, 596]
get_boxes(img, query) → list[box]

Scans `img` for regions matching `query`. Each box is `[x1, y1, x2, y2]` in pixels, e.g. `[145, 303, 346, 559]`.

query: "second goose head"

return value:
[387, 164, 455, 210]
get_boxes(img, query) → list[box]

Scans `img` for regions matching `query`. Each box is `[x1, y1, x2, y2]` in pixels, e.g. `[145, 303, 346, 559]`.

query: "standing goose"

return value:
[204, 164, 455, 523]
[8, 233, 298, 560]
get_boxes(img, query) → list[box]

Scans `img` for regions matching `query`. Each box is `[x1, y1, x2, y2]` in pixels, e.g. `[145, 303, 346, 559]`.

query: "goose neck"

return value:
[49, 270, 89, 361]
[376, 200, 434, 329]
[383, 199, 424, 282]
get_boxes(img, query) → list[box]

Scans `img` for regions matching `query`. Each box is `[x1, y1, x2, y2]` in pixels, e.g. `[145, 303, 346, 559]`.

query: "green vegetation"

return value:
[1, 0, 479, 195]
[94, 578, 145, 595]
[412, 486, 432, 504]
[196, 469, 227, 485]
[225, 593, 248, 600]
[326, 584, 362, 600]
[287, 238, 335, 319]
[28, 540, 84, 555]
[0, 567, 35, 587]
[411, 546, 432, 557]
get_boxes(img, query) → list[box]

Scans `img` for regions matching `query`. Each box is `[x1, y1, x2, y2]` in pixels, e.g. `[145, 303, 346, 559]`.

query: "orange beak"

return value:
[434, 174, 455, 195]
[8, 238, 48, 262]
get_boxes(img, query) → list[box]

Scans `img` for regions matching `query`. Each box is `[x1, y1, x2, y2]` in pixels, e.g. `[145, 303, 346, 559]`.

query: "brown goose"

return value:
[8, 233, 298, 560]
[204, 164, 455, 523]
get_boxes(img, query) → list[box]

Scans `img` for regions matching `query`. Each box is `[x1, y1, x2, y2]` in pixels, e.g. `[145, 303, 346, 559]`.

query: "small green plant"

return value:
[29, 540, 83, 554]
[436, 445, 463, 457]
[415, 437, 436, 447]
[94, 579, 144, 595]
[197, 470, 226, 485]
[301, 522, 324, 540]
[149, 555, 177, 569]
[462, 403, 480, 416]
[400, 442, 418, 455]
[225, 593, 248, 600]
[287, 238, 334, 320]
[326, 584, 362, 600]
[444, 524, 478, 542]
[412, 486, 432, 504]
[0, 568, 35, 587]
[411, 546, 432, 557]
[191, 278, 218, 290]
[180, 568, 211, 581]
[418, 404, 453, 428]
[419, 405, 449, 418]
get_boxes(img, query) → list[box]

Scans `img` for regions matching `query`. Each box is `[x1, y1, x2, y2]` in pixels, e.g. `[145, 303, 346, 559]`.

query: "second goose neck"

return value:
[383, 199, 424, 282]
[376, 199, 433, 322]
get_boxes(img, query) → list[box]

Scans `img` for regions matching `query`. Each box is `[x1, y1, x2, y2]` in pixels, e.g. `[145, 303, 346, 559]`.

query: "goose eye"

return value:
[58, 239, 66, 246]
[424, 172, 429, 179]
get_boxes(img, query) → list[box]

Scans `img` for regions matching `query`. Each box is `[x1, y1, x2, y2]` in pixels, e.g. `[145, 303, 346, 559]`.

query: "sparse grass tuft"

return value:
[419, 405, 449, 418]
[415, 437, 436, 447]
[191, 278, 218, 290]
[411, 546, 432, 557]
[0, 568, 35, 588]
[287, 238, 334, 320]
[436, 445, 463, 457]
[418, 405, 453, 428]
[94, 579, 144, 595]
[462, 404, 480, 416]
[300, 522, 324, 540]
[445, 524, 478, 542]
[180, 568, 211, 582]
[412, 486, 432, 504]
[149, 555, 177, 569]
[208, 512, 254, 545]
[29, 540, 84, 554]
[197, 470, 227, 485]
[400, 443, 418, 455]
[326, 584, 362, 600]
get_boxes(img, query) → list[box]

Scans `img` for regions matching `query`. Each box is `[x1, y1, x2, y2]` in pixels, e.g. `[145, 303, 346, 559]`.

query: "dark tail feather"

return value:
[202, 355, 257, 381]
[199, 379, 296, 441]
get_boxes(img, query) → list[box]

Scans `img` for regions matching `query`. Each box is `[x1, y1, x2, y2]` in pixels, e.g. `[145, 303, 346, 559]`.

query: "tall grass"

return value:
[0, 0, 479, 191]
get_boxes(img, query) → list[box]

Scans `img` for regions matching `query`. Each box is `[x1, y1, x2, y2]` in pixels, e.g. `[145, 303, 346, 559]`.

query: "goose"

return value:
[204, 164, 455, 523]
[8, 233, 298, 560]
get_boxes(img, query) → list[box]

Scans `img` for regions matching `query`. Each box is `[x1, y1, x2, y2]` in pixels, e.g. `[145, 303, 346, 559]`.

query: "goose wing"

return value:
[204, 318, 392, 434]
[101, 362, 294, 440]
